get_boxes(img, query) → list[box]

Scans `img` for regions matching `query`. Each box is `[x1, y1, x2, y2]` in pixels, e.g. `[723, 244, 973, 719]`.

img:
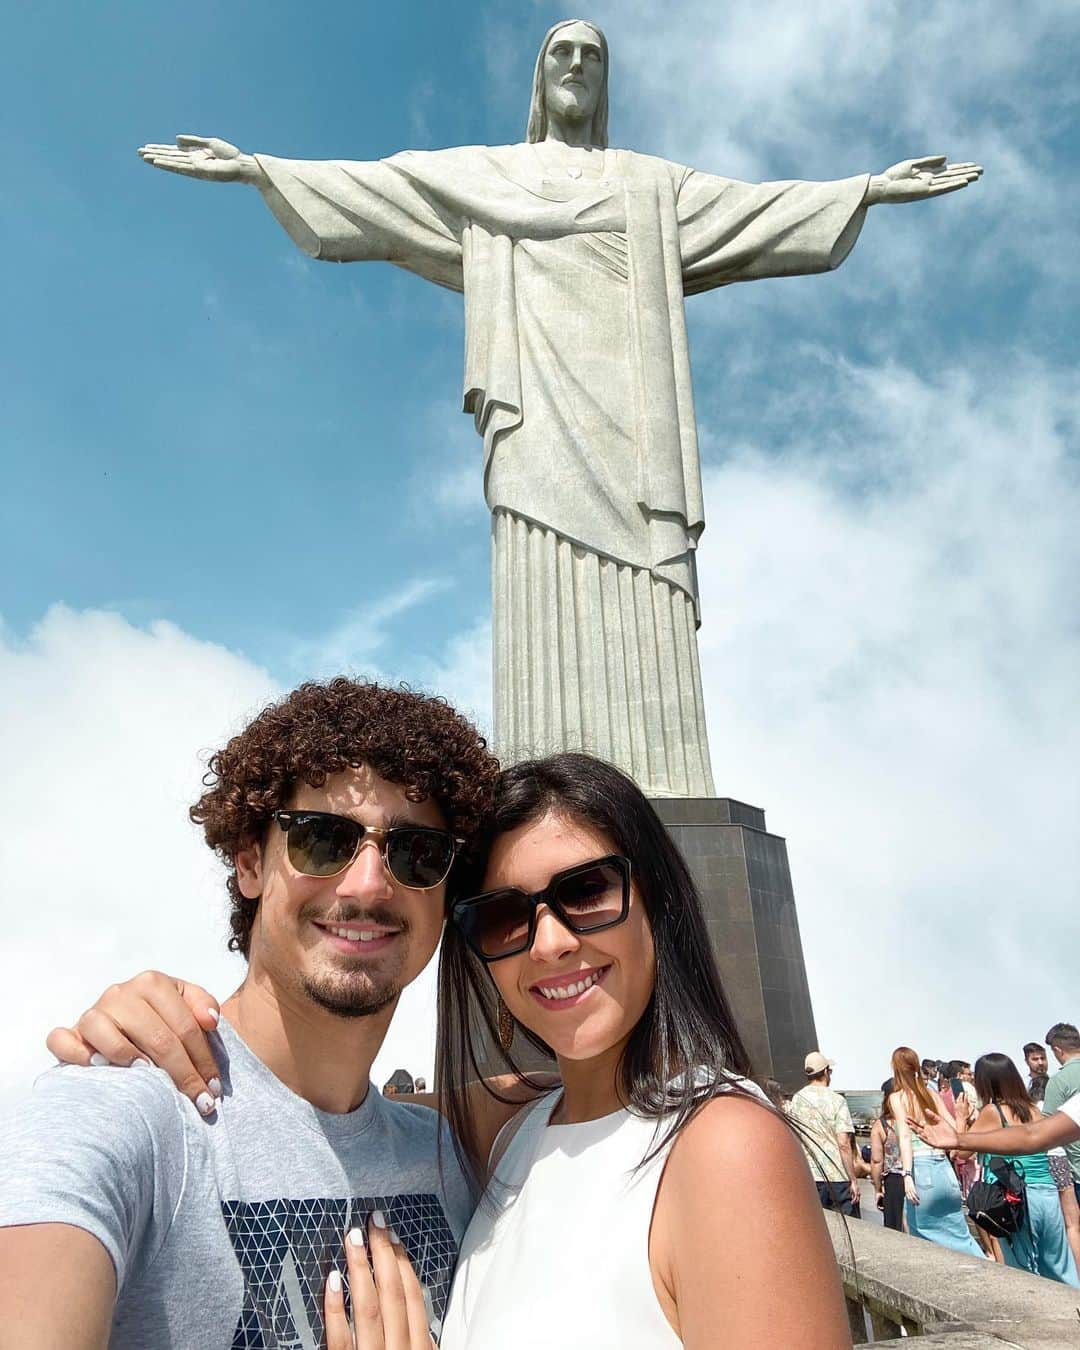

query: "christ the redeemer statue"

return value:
[140, 19, 980, 798]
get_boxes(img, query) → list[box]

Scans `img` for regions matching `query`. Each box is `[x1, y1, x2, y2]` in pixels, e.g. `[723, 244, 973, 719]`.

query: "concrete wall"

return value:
[825, 1211, 1080, 1346]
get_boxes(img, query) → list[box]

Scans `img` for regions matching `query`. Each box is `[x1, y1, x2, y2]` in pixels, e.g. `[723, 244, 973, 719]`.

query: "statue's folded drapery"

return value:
[255, 144, 868, 794]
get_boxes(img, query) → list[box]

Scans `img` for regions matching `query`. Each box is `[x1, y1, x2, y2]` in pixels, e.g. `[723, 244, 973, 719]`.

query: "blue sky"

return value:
[3, 1, 1078, 1094]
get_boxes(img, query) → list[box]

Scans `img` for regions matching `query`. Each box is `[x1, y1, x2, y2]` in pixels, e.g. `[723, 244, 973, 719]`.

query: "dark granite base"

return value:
[650, 796, 818, 1090]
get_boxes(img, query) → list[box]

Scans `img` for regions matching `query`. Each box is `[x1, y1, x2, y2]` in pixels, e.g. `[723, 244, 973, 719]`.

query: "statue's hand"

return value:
[137, 134, 263, 185]
[867, 155, 982, 205]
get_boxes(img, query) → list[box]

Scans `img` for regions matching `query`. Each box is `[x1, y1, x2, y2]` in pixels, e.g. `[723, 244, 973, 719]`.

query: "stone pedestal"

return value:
[650, 797, 818, 1090]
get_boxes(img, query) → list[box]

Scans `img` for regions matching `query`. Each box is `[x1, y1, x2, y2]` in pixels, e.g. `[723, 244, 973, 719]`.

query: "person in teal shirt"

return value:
[953, 1053, 1079, 1284]
[1042, 1023, 1080, 1205]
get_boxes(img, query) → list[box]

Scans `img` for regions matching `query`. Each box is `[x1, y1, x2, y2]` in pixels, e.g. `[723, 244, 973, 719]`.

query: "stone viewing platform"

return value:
[825, 1211, 1080, 1345]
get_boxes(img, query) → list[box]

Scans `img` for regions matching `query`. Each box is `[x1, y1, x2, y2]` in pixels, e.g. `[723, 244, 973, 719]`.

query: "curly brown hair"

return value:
[190, 678, 500, 957]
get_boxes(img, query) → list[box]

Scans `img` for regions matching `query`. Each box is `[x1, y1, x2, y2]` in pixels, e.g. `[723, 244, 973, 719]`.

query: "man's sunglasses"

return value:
[449, 854, 631, 962]
[273, 810, 462, 890]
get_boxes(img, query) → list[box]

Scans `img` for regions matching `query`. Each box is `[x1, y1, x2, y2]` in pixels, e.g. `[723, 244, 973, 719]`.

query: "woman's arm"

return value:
[888, 1091, 919, 1206]
[869, 1120, 885, 1197]
[45, 971, 555, 1153]
[651, 1096, 852, 1348]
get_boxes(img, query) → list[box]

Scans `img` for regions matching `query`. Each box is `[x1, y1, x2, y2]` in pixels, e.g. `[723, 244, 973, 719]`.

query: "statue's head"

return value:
[526, 19, 609, 149]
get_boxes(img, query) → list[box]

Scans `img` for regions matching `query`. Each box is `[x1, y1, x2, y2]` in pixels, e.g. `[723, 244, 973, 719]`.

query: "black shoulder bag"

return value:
[965, 1105, 1028, 1240]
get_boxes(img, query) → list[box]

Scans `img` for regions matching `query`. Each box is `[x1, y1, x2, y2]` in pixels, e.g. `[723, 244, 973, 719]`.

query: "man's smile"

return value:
[311, 918, 402, 955]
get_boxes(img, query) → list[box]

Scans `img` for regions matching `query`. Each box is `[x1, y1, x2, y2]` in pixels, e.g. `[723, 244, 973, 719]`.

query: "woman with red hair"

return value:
[887, 1046, 984, 1257]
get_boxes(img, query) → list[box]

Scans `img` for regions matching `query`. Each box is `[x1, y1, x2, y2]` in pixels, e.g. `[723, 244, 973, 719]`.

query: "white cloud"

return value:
[0, 606, 479, 1107]
[424, 619, 493, 740]
[288, 577, 453, 677]
[407, 398, 489, 523]
[0, 607, 275, 1106]
[696, 351, 1080, 1084]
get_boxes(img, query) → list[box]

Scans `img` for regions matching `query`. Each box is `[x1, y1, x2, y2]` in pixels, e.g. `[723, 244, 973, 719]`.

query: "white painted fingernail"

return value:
[90, 1053, 109, 1067]
[348, 1227, 365, 1247]
[206, 1007, 220, 1026]
[132, 1057, 152, 1069]
[208, 1077, 223, 1099]
[371, 1209, 387, 1229]
[196, 1092, 215, 1116]
[328, 1268, 342, 1294]
[389, 1228, 402, 1246]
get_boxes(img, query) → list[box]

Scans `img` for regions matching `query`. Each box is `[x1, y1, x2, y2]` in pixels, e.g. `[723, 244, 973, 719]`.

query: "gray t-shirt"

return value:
[0, 1020, 473, 1348]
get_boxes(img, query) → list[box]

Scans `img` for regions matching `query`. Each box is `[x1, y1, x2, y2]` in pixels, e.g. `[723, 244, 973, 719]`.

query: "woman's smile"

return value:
[528, 963, 611, 1006]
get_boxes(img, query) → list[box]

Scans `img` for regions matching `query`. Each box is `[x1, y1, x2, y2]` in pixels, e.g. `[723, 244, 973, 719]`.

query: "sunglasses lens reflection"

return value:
[285, 816, 455, 888]
[286, 815, 362, 876]
[552, 861, 626, 927]
[461, 891, 533, 960]
[385, 829, 456, 889]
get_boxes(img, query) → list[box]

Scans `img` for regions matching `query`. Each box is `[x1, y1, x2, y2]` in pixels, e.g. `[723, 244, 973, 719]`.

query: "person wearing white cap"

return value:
[787, 1052, 861, 1216]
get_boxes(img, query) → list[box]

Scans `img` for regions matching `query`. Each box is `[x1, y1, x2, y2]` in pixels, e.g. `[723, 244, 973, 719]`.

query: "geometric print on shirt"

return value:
[223, 1193, 458, 1349]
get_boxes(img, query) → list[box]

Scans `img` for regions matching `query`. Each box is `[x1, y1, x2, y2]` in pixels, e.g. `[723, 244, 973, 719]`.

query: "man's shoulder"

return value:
[376, 1094, 448, 1144]
[15, 1062, 197, 1146]
[789, 1084, 821, 1114]
[1047, 1062, 1080, 1104]
[0, 1063, 199, 1287]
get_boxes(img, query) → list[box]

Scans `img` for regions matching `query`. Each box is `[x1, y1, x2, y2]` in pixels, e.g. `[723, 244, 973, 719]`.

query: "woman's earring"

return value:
[497, 996, 515, 1053]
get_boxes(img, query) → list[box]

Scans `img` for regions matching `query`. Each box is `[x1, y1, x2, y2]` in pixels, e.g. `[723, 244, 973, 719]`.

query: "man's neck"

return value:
[221, 975, 395, 1114]
[1058, 1050, 1080, 1066]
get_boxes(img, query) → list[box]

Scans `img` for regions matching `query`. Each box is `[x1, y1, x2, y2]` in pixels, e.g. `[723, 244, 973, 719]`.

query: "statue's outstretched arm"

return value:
[865, 155, 982, 205]
[137, 135, 267, 187]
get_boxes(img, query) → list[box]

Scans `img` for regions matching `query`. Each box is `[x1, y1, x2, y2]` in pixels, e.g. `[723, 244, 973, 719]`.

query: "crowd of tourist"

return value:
[773, 1026, 1080, 1286]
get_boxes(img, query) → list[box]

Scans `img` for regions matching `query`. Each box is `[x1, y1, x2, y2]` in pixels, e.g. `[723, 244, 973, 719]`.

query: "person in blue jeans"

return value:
[888, 1045, 985, 1258]
[954, 1053, 1079, 1285]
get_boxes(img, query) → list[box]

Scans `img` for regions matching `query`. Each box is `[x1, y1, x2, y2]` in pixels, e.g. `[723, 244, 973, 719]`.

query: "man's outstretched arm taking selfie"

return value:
[0, 1055, 190, 1349]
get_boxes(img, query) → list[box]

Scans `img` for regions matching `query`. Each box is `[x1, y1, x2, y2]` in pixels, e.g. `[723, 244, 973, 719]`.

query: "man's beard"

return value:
[297, 902, 407, 1019]
[300, 968, 401, 1019]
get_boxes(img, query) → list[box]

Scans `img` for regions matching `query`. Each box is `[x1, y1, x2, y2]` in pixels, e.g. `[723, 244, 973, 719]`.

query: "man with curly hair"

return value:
[0, 679, 514, 1349]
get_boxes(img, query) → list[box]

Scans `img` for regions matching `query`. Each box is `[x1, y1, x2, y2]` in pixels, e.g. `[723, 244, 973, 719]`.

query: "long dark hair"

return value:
[436, 752, 755, 1190]
[974, 1052, 1035, 1124]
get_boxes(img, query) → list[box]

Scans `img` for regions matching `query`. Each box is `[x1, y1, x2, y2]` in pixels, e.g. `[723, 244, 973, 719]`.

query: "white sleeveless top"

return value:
[438, 1091, 683, 1349]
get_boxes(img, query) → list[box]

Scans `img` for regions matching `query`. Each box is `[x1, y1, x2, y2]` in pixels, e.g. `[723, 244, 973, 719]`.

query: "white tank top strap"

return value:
[485, 1091, 557, 1180]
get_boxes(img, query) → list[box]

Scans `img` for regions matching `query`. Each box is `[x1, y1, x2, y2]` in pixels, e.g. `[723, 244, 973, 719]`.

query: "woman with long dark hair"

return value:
[887, 1046, 984, 1257]
[954, 1053, 1079, 1284]
[426, 752, 849, 1347]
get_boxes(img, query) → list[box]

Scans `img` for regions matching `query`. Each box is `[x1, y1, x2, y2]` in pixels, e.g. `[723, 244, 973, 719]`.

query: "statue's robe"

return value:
[255, 144, 868, 795]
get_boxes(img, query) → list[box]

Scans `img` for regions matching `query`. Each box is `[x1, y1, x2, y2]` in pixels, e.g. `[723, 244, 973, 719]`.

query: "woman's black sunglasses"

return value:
[450, 854, 631, 962]
[273, 810, 462, 891]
